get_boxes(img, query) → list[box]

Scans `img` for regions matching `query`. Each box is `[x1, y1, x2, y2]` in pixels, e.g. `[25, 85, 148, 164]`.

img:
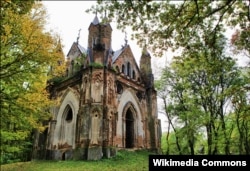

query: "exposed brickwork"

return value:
[32, 16, 161, 161]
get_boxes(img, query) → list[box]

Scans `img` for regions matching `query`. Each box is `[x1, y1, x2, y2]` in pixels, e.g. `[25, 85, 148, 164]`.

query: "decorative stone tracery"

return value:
[90, 107, 102, 145]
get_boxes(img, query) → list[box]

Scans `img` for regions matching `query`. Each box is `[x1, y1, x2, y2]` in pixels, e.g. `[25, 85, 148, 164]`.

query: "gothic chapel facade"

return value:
[33, 15, 161, 160]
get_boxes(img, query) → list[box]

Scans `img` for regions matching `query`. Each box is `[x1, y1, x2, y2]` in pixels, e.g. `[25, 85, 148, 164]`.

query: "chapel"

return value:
[32, 15, 161, 160]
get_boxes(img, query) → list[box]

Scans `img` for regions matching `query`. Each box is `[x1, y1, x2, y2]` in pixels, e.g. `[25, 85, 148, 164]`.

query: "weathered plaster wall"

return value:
[116, 88, 144, 148]
[53, 89, 79, 149]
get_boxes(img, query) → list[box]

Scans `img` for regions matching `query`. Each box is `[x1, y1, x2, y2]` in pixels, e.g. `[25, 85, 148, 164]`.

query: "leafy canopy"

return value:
[89, 0, 249, 57]
[0, 0, 65, 163]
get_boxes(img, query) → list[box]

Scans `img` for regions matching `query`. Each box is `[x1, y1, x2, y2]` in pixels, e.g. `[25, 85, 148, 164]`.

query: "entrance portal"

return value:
[62, 152, 65, 160]
[125, 108, 134, 148]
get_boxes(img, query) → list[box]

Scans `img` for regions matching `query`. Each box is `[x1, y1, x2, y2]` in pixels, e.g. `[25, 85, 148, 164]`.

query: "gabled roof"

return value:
[111, 44, 132, 64]
[66, 42, 86, 57]
[111, 44, 141, 72]
[112, 47, 124, 64]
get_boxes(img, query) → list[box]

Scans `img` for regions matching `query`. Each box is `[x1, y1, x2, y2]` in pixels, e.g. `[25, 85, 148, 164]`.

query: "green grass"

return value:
[1, 150, 153, 171]
[161, 132, 167, 154]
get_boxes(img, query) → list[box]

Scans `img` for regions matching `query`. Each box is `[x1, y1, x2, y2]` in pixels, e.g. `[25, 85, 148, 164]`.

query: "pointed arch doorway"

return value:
[125, 107, 135, 148]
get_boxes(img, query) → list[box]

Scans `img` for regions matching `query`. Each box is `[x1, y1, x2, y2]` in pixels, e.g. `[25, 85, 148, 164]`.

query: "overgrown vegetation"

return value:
[161, 132, 206, 155]
[0, 0, 65, 164]
[155, 32, 249, 155]
[89, 62, 104, 68]
[0, 150, 151, 171]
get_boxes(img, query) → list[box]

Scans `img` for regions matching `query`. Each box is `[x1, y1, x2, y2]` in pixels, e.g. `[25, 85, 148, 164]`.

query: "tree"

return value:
[0, 1, 65, 163]
[90, 0, 249, 57]
[155, 25, 248, 154]
[230, 68, 250, 154]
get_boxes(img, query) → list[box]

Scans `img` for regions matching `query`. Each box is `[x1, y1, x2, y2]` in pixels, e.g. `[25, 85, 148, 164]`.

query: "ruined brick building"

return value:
[32, 15, 161, 160]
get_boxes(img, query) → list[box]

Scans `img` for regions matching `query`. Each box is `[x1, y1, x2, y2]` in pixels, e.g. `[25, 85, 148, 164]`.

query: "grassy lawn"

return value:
[1, 150, 152, 171]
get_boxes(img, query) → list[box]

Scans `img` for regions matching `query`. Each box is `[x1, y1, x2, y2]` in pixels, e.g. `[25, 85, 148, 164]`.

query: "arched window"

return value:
[122, 65, 125, 74]
[64, 105, 73, 122]
[116, 66, 120, 73]
[132, 70, 136, 79]
[116, 82, 123, 94]
[127, 62, 130, 77]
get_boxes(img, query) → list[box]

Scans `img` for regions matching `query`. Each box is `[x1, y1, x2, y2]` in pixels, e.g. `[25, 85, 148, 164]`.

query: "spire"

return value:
[92, 15, 99, 25]
[92, 6, 99, 25]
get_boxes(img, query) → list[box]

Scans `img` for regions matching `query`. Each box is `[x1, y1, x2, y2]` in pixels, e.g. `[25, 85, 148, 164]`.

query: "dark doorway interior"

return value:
[62, 152, 65, 160]
[125, 108, 134, 148]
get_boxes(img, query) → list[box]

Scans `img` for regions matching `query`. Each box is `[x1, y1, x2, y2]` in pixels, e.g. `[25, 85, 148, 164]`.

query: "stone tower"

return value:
[140, 46, 160, 150]
[140, 46, 153, 88]
[32, 15, 161, 161]
[87, 15, 112, 65]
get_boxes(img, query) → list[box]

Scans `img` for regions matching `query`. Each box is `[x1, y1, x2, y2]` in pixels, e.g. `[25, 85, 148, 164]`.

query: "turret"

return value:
[139, 46, 153, 88]
[87, 15, 112, 64]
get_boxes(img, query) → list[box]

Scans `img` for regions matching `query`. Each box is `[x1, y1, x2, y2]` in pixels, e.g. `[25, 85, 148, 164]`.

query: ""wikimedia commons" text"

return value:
[149, 155, 250, 170]
[152, 158, 247, 167]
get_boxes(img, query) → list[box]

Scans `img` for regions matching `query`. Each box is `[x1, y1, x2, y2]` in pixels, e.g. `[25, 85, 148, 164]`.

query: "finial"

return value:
[77, 28, 81, 44]
[124, 31, 128, 46]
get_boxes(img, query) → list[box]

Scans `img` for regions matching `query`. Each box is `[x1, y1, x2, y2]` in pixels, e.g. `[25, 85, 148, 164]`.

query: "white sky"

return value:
[42, 1, 169, 132]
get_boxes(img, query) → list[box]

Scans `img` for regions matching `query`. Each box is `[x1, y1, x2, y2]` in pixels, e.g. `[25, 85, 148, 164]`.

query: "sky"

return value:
[42, 1, 122, 54]
[42, 1, 169, 132]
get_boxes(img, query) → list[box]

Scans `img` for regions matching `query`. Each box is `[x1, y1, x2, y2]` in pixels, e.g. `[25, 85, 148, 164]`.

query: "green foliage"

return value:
[89, 62, 104, 68]
[1, 150, 152, 171]
[72, 53, 86, 72]
[91, 0, 249, 57]
[161, 129, 206, 155]
[0, 0, 63, 164]
[48, 76, 67, 85]
[156, 25, 249, 155]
